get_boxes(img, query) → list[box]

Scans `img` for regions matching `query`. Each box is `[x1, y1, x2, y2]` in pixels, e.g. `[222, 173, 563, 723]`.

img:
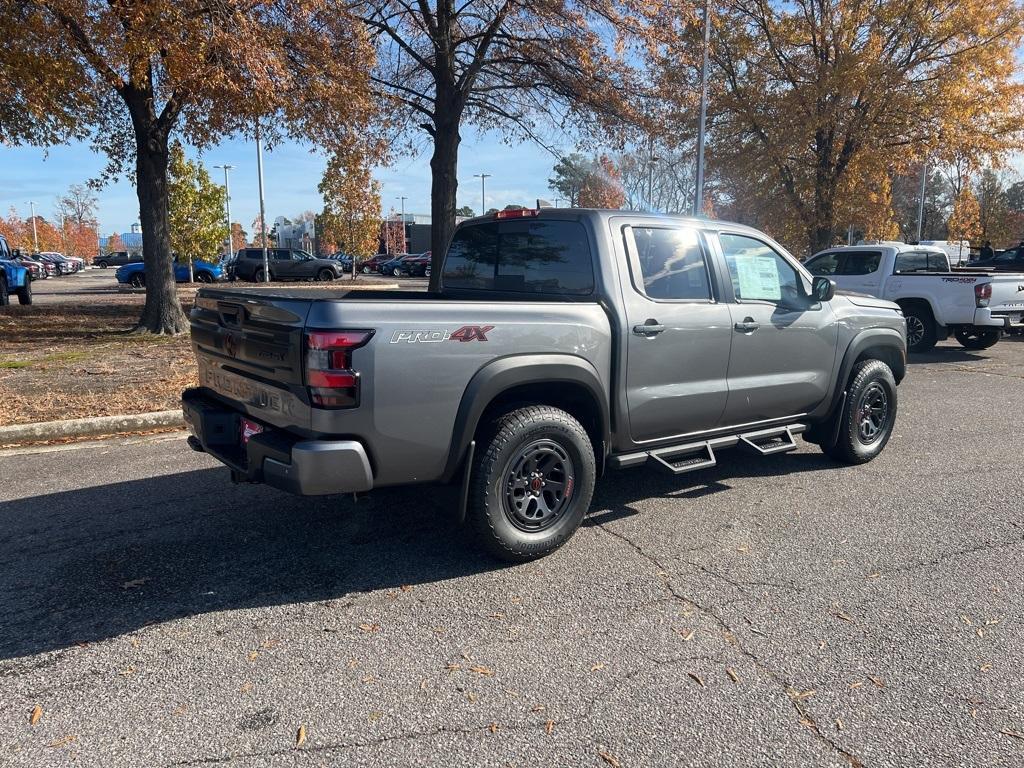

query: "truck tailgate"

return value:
[190, 292, 316, 432]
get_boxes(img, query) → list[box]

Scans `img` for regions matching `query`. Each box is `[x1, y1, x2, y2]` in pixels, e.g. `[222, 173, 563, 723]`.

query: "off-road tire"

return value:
[954, 328, 999, 350]
[0, 275, 8, 306]
[16, 279, 32, 305]
[901, 301, 937, 353]
[822, 359, 898, 465]
[467, 405, 596, 563]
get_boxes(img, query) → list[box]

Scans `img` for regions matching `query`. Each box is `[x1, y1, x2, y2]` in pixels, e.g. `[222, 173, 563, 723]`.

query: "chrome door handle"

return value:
[633, 321, 666, 337]
[734, 318, 759, 333]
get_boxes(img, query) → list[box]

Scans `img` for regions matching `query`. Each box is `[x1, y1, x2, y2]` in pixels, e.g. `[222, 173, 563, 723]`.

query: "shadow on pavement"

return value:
[0, 448, 838, 661]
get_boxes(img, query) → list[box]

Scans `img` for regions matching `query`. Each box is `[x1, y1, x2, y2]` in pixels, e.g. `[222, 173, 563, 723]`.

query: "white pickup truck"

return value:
[805, 244, 1023, 352]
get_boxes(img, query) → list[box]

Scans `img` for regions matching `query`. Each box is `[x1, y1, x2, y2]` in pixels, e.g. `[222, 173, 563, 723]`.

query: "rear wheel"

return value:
[954, 328, 999, 350]
[901, 302, 937, 353]
[254, 269, 267, 283]
[362, 265, 372, 274]
[467, 405, 596, 562]
[821, 359, 898, 465]
[392, 267, 402, 277]
[16, 279, 32, 305]
[98, 261, 108, 268]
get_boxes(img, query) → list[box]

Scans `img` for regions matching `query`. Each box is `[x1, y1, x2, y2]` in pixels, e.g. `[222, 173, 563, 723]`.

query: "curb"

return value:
[0, 411, 185, 444]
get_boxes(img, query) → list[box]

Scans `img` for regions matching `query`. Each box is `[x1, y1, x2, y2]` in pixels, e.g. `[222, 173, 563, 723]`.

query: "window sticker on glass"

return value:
[734, 255, 781, 301]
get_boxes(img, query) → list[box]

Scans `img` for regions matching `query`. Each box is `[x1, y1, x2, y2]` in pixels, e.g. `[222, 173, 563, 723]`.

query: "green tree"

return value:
[548, 154, 593, 207]
[318, 147, 382, 273]
[455, 205, 475, 218]
[167, 143, 226, 281]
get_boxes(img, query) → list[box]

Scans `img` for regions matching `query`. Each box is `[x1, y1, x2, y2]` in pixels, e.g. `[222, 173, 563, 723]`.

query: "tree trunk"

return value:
[427, 113, 461, 293]
[809, 185, 837, 255]
[128, 97, 187, 334]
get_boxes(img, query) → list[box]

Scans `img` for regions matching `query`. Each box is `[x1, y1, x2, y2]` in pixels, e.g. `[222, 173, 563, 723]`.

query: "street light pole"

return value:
[28, 201, 39, 253]
[916, 159, 928, 243]
[474, 173, 491, 215]
[396, 197, 408, 252]
[693, 0, 712, 217]
[215, 164, 234, 260]
[255, 122, 270, 283]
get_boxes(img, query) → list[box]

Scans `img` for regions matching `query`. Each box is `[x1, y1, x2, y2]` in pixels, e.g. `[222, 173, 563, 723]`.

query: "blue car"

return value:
[0, 234, 32, 305]
[116, 257, 224, 287]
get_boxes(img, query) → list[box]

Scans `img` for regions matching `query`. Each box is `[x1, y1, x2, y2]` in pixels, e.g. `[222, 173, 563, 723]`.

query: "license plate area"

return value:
[240, 417, 264, 446]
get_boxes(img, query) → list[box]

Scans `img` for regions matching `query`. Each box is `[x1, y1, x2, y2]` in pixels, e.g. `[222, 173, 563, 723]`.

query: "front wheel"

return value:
[130, 274, 145, 288]
[467, 405, 596, 563]
[196, 271, 213, 283]
[392, 267, 402, 277]
[902, 303, 937, 353]
[821, 359, 898, 465]
[362, 265, 372, 274]
[0, 276, 8, 306]
[17, 279, 32, 305]
[254, 269, 267, 283]
[317, 269, 335, 282]
[954, 328, 1000, 350]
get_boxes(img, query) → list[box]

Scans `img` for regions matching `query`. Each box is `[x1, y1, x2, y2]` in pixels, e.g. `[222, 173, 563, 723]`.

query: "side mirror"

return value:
[12, 248, 21, 258]
[812, 276, 836, 302]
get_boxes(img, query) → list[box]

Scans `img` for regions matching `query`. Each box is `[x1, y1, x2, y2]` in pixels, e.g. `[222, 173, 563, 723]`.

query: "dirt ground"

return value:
[0, 297, 198, 426]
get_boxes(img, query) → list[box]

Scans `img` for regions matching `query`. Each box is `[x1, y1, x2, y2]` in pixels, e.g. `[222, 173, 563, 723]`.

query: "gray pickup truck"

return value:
[183, 209, 907, 561]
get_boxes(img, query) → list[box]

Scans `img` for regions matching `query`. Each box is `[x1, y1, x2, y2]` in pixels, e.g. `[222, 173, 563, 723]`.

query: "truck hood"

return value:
[836, 290, 900, 310]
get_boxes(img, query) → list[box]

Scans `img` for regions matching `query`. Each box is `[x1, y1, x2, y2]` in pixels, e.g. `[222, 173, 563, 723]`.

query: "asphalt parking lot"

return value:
[1, 338, 1022, 767]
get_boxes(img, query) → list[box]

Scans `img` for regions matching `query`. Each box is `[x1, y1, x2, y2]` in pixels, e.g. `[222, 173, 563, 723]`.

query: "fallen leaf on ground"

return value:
[598, 748, 622, 767]
[590, 663, 606, 672]
[531, 704, 545, 713]
[488, 722, 499, 734]
[295, 725, 307, 747]
[400, 585, 413, 592]
[688, 673, 704, 687]
[467, 692, 478, 703]
[470, 665, 494, 677]
[726, 668, 740, 683]
[172, 704, 188, 716]
[29, 706, 42, 725]
[446, 663, 461, 672]
[247, 651, 259, 662]
[48, 735, 77, 749]
[835, 718, 844, 731]
[980, 664, 992, 672]
[832, 607, 854, 622]
[121, 578, 149, 589]
[369, 711, 382, 722]
[1000, 729, 1024, 741]
[240, 682, 253, 693]
[679, 630, 695, 642]
[545, 720, 554, 735]
[849, 680, 863, 690]
[867, 676, 885, 688]
[358, 623, 380, 633]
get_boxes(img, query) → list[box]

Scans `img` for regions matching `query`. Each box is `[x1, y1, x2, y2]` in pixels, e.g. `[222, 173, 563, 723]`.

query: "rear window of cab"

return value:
[442, 219, 594, 294]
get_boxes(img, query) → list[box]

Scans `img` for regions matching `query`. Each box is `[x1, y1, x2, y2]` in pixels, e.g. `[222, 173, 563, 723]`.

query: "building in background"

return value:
[275, 216, 315, 252]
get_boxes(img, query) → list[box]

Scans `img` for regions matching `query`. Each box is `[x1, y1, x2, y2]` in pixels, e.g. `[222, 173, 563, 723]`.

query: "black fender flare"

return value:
[811, 327, 906, 427]
[442, 354, 611, 482]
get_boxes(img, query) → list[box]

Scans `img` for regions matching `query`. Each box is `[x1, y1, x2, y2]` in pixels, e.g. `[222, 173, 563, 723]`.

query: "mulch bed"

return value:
[0, 298, 198, 426]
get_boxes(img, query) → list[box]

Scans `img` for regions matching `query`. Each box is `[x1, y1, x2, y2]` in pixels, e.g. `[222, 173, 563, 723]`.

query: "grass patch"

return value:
[0, 360, 32, 369]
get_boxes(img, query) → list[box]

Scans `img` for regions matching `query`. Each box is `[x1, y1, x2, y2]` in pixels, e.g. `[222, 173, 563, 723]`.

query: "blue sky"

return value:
[0, 129, 562, 237]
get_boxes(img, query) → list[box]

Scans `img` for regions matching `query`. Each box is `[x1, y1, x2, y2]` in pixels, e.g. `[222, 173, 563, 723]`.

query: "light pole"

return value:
[396, 197, 408, 252]
[554, 197, 565, 208]
[693, 0, 711, 217]
[255, 122, 270, 282]
[28, 201, 39, 253]
[915, 159, 928, 243]
[215, 164, 234, 260]
[474, 173, 491, 215]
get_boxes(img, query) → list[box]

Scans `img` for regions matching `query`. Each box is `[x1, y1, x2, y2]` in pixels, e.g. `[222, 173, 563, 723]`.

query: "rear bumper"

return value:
[182, 388, 373, 495]
[972, 308, 1007, 328]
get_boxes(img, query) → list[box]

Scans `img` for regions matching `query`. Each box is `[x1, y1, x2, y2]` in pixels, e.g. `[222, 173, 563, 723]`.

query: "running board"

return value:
[648, 441, 718, 475]
[738, 425, 799, 456]
[608, 423, 808, 472]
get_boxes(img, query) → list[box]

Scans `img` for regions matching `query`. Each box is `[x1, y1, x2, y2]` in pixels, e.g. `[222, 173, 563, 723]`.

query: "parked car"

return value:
[397, 252, 431, 277]
[116, 257, 225, 287]
[358, 254, 393, 274]
[966, 243, 1024, 272]
[17, 252, 57, 278]
[34, 252, 73, 275]
[11, 252, 45, 280]
[804, 244, 1023, 351]
[0, 235, 32, 305]
[378, 253, 422, 276]
[39, 251, 82, 273]
[231, 247, 345, 282]
[95, 250, 142, 269]
[184, 208, 907, 562]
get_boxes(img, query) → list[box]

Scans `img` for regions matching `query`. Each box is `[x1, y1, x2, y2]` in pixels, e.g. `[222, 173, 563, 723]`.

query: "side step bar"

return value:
[608, 423, 807, 475]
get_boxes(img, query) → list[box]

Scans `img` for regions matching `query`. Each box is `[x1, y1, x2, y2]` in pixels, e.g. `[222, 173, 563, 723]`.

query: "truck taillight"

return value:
[305, 330, 374, 408]
[975, 283, 992, 307]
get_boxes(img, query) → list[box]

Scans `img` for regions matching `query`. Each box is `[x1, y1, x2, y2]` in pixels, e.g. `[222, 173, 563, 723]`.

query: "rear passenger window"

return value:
[893, 251, 943, 273]
[443, 219, 594, 294]
[629, 227, 711, 301]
